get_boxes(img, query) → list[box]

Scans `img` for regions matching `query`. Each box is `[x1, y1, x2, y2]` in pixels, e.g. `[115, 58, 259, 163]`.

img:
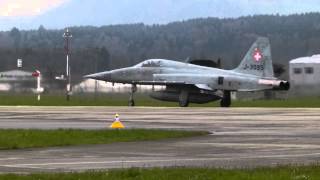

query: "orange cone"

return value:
[110, 113, 125, 129]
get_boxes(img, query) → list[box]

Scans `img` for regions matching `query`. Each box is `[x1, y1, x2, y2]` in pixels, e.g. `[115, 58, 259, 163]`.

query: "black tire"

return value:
[128, 100, 135, 107]
[220, 91, 231, 107]
[179, 90, 189, 107]
[220, 99, 231, 107]
[179, 99, 189, 107]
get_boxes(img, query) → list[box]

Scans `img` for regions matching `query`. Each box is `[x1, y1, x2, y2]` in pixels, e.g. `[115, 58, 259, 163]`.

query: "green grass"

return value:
[1, 166, 320, 179]
[0, 93, 176, 106]
[0, 93, 320, 107]
[0, 129, 207, 150]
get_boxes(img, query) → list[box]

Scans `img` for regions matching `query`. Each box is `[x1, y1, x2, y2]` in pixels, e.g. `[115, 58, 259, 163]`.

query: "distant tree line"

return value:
[1, 13, 320, 84]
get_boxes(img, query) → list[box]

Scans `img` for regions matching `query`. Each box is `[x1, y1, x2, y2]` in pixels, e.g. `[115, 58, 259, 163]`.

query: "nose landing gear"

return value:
[128, 84, 137, 107]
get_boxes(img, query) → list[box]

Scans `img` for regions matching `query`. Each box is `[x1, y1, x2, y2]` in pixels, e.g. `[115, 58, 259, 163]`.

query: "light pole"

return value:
[63, 28, 72, 101]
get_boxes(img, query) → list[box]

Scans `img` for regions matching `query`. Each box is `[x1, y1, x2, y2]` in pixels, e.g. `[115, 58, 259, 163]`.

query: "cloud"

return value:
[0, 0, 69, 17]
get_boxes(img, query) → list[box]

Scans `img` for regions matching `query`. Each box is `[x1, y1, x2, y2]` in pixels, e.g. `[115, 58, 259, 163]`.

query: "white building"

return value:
[289, 55, 320, 95]
[0, 70, 35, 92]
[0, 70, 33, 82]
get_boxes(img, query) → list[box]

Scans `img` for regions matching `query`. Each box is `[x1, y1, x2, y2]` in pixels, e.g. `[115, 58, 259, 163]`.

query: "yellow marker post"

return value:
[110, 113, 125, 129]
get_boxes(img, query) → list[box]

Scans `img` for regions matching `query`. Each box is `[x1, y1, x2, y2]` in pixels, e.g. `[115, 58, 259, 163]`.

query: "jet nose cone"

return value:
[84, 71, 112, 81]
[84, 73, 99, 79]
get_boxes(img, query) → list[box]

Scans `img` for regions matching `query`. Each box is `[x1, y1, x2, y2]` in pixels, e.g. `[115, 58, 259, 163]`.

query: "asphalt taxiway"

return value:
[0, 107, 319, 172]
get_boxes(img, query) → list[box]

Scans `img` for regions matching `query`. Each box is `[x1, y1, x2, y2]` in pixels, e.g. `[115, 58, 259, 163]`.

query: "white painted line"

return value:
[188, 142, 320, 149]
[0, 158, 23, 161]
[1, 158, 221, 168]
[3, 152, 320, 169]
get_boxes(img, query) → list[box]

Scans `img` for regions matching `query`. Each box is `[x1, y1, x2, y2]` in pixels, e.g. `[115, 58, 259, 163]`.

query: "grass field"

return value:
[1, 166, 319, 179]
[0, 129, 207, 150]
[0, 93, 319, 107]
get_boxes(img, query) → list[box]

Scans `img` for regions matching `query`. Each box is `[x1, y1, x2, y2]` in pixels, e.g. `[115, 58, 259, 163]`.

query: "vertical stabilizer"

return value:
[234, 37, 274, 78]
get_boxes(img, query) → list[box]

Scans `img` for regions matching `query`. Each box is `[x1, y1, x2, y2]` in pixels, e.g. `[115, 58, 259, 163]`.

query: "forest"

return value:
[1, 13, 320, 83]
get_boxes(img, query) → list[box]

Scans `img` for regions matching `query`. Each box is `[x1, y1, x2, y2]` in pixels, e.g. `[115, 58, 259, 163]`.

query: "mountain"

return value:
[0, 0, 320, 30]
[1, 13, 320, 81]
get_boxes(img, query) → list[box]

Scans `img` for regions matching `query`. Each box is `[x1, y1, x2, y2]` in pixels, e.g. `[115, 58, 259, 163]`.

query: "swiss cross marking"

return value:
[253, 48, 262, 62]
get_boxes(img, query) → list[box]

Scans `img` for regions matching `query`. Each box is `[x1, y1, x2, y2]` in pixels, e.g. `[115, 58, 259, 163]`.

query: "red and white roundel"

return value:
[253, 48, 263, 62]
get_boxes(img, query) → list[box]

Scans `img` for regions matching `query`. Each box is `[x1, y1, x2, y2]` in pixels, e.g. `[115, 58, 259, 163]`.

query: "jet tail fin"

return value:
[234, 37, 274, 78]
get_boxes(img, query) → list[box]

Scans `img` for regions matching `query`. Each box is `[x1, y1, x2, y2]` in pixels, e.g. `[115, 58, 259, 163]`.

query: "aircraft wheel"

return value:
[220, 91, 231, 107]
[179, 90, 189, 107]
[179, 99, 189, 107]
[128, 100, 135, 107]
[220, 99, 231, 107]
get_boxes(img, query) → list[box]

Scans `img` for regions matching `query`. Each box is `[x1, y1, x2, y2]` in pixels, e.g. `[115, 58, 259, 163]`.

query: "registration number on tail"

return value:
[243, 64, 264, 71]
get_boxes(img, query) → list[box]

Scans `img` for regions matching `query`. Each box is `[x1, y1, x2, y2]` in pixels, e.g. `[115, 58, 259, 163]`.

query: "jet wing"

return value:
[131, 80, 186, 85]
[153, 74, 215, 85]
[132, 74, 215, 89]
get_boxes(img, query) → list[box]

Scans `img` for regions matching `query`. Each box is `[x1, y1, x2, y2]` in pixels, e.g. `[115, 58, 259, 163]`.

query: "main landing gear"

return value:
[128, 84, 137, 107]
[220, 90, 231, 107]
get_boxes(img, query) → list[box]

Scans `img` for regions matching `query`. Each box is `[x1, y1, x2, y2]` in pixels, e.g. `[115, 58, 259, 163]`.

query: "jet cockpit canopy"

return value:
[134, 59, 165, 68]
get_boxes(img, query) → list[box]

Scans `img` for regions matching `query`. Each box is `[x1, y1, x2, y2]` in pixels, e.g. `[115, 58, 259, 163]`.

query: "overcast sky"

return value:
[0, 0, 319, 30]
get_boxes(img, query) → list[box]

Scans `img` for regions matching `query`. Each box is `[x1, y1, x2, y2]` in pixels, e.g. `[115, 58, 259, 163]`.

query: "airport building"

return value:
[289, 55, 320, 96]
[0, 70, 35, 92]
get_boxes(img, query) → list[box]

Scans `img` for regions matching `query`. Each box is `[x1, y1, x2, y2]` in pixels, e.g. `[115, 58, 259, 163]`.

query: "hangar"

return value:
[289, 55, 320, 96]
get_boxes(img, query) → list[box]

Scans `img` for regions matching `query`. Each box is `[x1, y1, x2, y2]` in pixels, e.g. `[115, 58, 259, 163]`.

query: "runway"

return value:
[0, 106, 319, 172]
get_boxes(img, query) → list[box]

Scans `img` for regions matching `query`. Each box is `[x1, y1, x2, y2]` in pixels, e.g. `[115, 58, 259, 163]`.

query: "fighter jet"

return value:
[85, 37, 289, 107]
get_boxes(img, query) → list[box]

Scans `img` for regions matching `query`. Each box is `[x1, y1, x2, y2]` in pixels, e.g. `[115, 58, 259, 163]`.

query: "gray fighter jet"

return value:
[85, 37, 289, 107]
